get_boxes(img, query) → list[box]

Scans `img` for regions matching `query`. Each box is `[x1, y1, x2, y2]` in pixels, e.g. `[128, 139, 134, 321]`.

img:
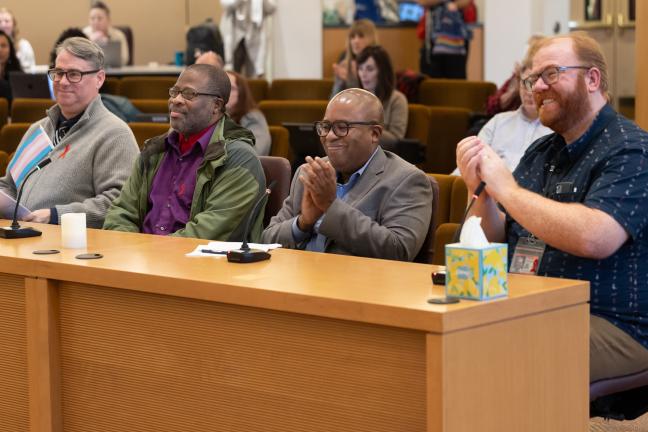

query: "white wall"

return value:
[270, 0, 323, 79]
[484, 0, 569, 86]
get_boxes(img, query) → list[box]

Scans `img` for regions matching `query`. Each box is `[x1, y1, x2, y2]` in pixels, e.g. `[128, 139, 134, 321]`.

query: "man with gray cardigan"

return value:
[0, 37, 138, 228]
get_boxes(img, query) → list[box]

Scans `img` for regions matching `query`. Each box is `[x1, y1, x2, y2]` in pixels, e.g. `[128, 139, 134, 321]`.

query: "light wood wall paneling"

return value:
[25, 277, 62, 432]
[0, 0, 222, 65]
[0, 273, 30, 432]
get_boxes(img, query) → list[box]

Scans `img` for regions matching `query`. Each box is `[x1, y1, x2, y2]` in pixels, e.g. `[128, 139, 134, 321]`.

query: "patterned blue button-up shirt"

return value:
[507, 104, 648, 349]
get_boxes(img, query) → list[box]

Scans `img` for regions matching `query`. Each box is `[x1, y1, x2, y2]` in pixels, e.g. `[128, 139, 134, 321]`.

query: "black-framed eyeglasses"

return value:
[47, 68, 101, 83]
[314, 120, 380, 137]
[522, 65, 591, 91]
[169, 86, 221, 101]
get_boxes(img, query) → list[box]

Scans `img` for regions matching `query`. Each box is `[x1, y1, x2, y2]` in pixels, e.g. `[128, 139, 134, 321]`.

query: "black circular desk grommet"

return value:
[33, 249, 60, 255]
[427, 297, 460, 305]
[75, 253, 103, 260]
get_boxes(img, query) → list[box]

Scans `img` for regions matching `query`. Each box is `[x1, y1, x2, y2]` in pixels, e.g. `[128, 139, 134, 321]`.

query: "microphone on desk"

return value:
[227, 180, 277, 263]
[451, 181, 486, 244]
[0, 158, 52, 239]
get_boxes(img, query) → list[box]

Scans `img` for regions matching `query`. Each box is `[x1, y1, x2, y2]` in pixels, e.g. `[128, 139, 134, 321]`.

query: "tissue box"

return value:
[445, 243, 508, 300]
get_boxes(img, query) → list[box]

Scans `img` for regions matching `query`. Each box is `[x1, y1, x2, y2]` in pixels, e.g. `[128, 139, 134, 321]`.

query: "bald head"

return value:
[329, 88, 384, 125]
[321, 88, 384, 178]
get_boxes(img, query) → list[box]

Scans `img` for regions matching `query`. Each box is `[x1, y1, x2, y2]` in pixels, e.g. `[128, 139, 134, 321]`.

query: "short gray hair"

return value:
[56, 37, 105, 69]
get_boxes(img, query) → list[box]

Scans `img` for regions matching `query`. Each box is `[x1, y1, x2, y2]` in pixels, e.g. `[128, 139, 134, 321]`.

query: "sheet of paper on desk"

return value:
[0, 190, 30, 219]
[186, 241, 282, 257]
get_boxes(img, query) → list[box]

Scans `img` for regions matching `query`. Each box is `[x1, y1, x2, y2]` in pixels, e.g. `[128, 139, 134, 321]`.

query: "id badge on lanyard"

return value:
[510, 236, 546, 275]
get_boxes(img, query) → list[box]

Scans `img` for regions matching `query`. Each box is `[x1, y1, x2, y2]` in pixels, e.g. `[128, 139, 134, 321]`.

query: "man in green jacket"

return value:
[103, 64, 266, 241]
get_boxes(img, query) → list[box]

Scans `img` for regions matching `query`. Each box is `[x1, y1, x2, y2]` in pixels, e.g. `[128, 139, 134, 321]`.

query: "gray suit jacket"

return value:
[261, 148, 433, 261]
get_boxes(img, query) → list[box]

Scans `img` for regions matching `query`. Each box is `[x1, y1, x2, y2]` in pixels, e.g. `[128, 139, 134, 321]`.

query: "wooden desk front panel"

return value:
[57, 282, 427, 432]
[427, 304, 589, 432]
[0, 273, 29, 432]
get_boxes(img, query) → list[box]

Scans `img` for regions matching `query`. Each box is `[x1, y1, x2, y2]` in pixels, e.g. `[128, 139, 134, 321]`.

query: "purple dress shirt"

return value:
[142, 125, 216, 235]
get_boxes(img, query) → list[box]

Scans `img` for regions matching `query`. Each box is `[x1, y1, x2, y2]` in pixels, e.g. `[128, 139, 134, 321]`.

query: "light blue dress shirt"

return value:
[291, 148, 379, 252]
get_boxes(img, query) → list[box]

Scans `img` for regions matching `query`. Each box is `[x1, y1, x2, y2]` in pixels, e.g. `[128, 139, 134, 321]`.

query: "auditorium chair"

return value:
[414, 174, 440, 264]
[429, 175, 467, 266]
[449, 175, 468, 223]
[424, 107, 471, 174]
[259, 156, 291, 226]
[590, 370, 648, 419]
[131, 99, 168, 113]
[128, 122, 170, 149]
[0, 150, 9, 175]
[268, 125, 291, 159]
[432, 223, 460, 265]
[100, 77, 121, 95]
[0, 123, 30, 153]
[406, 104, 431, 146]
[119, 77, 177, 99]
[11, 98, 54, 123]
[268, 79, 334, 100]
[430, 173, 456, 227]
[115, 25, 134, 65]
[258, 100, 328, 126]
[418, 79, 497, 113]
[0, 97, 8, 129]
[248, 79, 269, 103]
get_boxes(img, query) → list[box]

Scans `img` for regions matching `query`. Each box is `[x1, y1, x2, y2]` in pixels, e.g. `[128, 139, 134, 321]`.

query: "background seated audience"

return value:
[0, 37, 138, 227]
[453, 56, 552, 174]
[262, 88, 432, 261]
[331, 18, 378, 97]
[83, 1, 129, 66]
[356, 45, 408, 151]
[0, 7, 34, 69]
[0, 28, 21, 103]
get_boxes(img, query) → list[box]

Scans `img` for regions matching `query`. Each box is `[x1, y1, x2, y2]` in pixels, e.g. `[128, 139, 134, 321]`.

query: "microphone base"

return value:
[227, 248, 271, 263]
[0, 226, 43, 239]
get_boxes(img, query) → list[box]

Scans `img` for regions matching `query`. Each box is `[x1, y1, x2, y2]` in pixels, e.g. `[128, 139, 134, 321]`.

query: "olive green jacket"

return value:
[103, 116, 266, 241]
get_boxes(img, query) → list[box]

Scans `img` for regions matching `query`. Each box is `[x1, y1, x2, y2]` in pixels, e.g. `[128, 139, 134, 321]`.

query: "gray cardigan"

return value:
[0, 96, 139, 228]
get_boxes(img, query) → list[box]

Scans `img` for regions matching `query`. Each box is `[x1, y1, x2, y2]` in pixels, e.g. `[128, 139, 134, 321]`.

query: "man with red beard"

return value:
[456, 32, 648, 385]
[104, 64, 266, 241]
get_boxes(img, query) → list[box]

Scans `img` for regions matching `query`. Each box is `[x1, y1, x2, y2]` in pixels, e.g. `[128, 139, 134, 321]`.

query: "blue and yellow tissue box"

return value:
[445, 243, 508, 300]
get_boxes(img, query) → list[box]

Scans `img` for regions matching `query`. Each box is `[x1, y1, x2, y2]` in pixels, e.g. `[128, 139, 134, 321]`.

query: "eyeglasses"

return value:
[169, 86, 221, 101]
[522, 65, 591, 91]
[314, 120, 380, 137]
[47, 68, 101, 83]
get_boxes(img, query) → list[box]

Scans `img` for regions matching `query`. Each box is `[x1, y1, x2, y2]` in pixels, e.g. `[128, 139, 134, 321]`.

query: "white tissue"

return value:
[459, 216, 489, 248]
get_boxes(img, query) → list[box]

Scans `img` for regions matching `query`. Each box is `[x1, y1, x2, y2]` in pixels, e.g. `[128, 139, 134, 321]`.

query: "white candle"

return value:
[61, 213, 87, 249]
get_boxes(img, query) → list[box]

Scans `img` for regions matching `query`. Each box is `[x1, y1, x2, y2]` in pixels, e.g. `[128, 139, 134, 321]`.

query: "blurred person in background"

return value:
[0, 7, 34, 70]
[225, 70, 270, 156]
[331, 18, 378, 96]
[356, 45, 407, 151]
[220, 0, 276, 77]
[83, 1, 129, 66]
[0, 29, 22, 103]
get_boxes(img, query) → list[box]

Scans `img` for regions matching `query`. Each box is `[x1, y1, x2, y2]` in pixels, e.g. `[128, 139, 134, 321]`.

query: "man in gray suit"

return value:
[262, 88, 432, 261]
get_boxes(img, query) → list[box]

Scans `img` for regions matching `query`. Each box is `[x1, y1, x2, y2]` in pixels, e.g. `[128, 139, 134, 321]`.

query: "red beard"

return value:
[535, 74, 590, 136]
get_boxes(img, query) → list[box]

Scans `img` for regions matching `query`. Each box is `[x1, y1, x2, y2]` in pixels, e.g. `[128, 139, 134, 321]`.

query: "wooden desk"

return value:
[0, 223, 589, 432]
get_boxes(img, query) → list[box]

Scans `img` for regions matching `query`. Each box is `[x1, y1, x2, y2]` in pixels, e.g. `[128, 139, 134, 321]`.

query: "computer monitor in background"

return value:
[398, 1, 425, 22]
[9, 72, 54, 99]
[103, 41, 123, 68]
